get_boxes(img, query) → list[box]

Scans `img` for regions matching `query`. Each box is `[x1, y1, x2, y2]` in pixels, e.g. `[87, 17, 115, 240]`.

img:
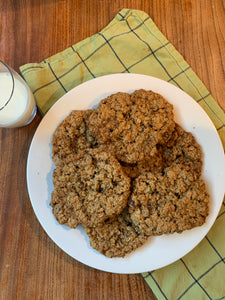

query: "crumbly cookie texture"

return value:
[120, 147, 165, 179]
[51, 149, 131, 228]
[120, 124, 202, 180]
[50, 90, 210, 258]
[160, 123, 203, 174]
[129, 163, 209, 236]
[87, 89, 175, 163]
[52, 110, 97, 166]
[84, 209, 148, 258]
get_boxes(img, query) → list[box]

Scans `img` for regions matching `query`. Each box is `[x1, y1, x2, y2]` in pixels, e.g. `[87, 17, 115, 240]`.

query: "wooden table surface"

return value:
[0, 1, 224, 299]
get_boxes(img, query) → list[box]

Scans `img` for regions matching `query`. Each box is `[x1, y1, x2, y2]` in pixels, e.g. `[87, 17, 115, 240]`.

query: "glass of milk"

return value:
[0, 61, 37, 128]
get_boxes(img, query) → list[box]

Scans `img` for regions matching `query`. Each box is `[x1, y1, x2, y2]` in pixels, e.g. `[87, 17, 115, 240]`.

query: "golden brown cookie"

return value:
[84, 209, 148, 258]
[87, 90, 175, 163]
[120, 147, 165, 179]
[129, 163, 209, 236]
[51, 149, 131, 228]
[52, 110, 97, 166]
[50, 89, 209, 259]
[160, 123, 203, 174]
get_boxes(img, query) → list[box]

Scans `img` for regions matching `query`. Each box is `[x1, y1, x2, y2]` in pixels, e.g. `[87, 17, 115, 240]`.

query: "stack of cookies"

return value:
[51, 89, 209, 258]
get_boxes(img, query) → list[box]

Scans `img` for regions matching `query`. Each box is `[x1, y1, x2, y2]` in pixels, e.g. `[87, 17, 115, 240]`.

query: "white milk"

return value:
[0, 72, 36, 128]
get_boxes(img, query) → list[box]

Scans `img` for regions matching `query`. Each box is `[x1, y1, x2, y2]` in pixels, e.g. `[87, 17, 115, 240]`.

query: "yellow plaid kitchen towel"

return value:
[20, 9, 225, 300]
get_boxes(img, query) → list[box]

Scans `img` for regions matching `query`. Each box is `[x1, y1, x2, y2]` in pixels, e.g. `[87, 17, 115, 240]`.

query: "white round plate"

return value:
[27, 74, 225, 274]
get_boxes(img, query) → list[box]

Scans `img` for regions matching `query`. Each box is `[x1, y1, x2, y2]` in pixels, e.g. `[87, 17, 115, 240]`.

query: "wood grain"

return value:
[0, 1, 224, 299]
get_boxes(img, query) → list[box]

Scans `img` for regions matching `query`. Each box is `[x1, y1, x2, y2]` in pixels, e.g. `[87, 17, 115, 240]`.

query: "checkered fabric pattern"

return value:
[20, 9, 225, 300]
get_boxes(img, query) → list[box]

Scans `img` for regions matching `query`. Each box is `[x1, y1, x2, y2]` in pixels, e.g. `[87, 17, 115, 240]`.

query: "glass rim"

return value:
[0, 60, 15, 111]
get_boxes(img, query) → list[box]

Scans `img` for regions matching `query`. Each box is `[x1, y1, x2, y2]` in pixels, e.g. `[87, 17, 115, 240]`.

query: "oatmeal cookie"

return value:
[84, 209, 148, 258]
[129, 163, 209, 236]
[52, 110, 97, 166]
[87, 90, 175, 163]
[160, 123, 203, 174]
[51, 149, 131, 228]
[120, 147, 164, 179]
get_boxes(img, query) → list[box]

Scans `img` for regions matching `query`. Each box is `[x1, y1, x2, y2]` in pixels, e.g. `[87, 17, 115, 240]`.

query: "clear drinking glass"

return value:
[0, 60, 37, 128]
